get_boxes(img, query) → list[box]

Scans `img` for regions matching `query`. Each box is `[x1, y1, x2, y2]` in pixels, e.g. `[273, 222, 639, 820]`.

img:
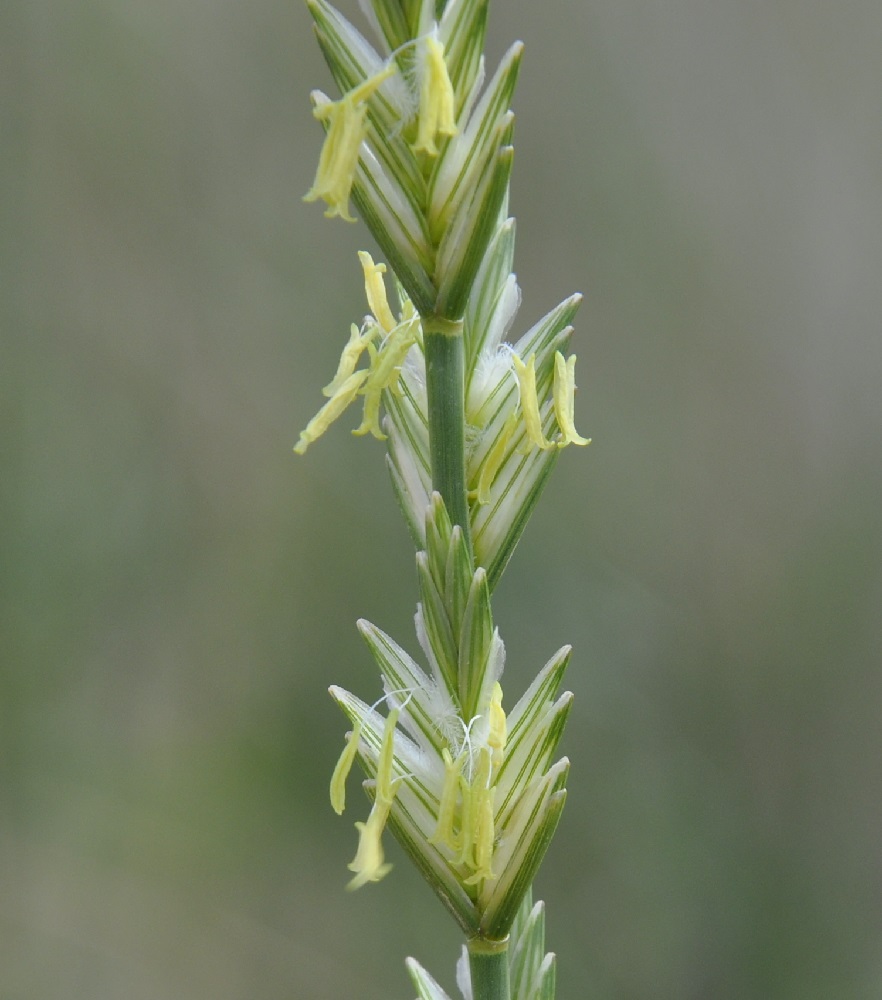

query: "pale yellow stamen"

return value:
[461, 748, 496, 884]
[456, 771, 476, 868]
[354, 379, 386, 440]
[330, 719, 363, 816]
[375, 708, 401, 805]
[471, 412, 518, 505]
[430, 748, 463, 852]
[353, 318, 420, 440]
[413, 36, 457, 156]
[323, 324, 375, 398]
[370, 319, 420, 393]
[512, 352, 554, 452]
[464, 784, 496, 885]
[457, 746, 492, 868]
[304, 64, 396, 222]
[553, 351, 591, 448]
[358, 251, 397, 334]
[294, 368, 370, 455]
[432, 728, 500, 882]
[472, 744, 492, 794]
[487, 682, 507, 774]
[347, 795, 394, 889]
[346, 708, 403, 890]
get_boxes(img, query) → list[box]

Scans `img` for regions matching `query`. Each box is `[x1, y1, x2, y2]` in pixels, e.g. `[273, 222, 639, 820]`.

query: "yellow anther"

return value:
[552, 351, 591, 448]
[457, 746, 493, 869]
[347, 795, 394, 890]
[456, 771, 476, 868]
[330, 719, 363, 816]
[370, 319, 420, 392]
[345, 708, 402, 890]
[512, 352, 554, 452]
[464, 785, 496, 885]
[400, 297, 416, 324]
[353, 317, 420, 439]
[375, 708, 401, 805]
[476, 786, 497, 880]
[358, 251, 397, 334]
[473, 743, 492, 792]
[413, 36, 457, 156]
[294, 368, 370, 455]
[471, 412, 518, 505]
[487, 682, 507, 774]
[354, 382, 386, 441]
[430, 748, 463, 852]
[323, 324, 375, 398]
[304, 64, 396, 222]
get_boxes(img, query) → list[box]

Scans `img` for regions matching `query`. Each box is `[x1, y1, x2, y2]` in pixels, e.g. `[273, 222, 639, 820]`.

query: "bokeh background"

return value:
[4, 0, 882, 997]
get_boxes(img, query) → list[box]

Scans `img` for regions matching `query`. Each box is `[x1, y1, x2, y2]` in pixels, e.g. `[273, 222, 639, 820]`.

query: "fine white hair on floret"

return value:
[471, 343, 514, 402]
[382, 31, 444, 129]
[393, 48, 421, 121]
[469, 347, 497, 399]
[422, 675, 462, 748]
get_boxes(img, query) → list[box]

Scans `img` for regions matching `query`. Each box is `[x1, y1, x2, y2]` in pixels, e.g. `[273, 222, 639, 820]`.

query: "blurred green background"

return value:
[4, 0, 882, 997]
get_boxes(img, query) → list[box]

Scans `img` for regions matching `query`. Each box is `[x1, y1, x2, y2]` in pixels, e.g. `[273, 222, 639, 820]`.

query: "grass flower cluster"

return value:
[296, 2, 588, 997]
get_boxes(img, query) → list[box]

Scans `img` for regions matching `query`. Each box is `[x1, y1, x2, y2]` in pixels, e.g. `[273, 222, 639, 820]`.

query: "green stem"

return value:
[423, 318, 473, 554]
[468, 937, 511, 1000]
